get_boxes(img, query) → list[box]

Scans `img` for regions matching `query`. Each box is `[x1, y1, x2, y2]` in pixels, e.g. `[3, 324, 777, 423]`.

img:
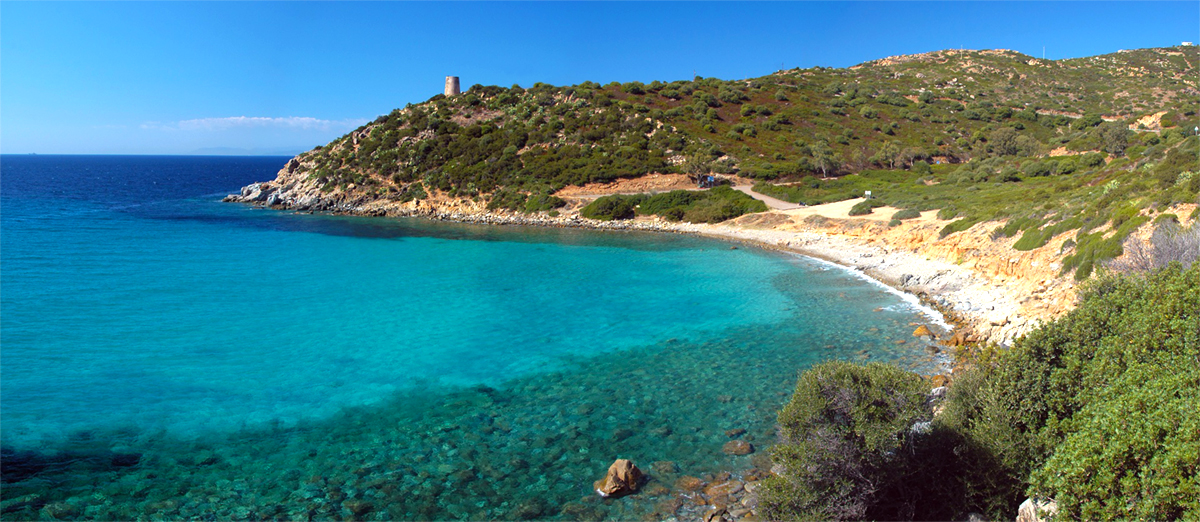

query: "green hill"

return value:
[247, 45, 1200, 278]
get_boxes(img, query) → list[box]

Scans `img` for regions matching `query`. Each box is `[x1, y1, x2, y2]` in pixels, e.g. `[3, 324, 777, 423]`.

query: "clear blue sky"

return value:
[3, 1, 1197, 155]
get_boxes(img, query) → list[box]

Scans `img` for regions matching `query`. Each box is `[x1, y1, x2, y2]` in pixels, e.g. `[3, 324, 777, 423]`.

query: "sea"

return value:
[0, 155, 947, 520]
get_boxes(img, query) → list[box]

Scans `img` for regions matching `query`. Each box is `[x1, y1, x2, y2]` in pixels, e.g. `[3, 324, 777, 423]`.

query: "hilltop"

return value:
[228, 45, 1199, 303]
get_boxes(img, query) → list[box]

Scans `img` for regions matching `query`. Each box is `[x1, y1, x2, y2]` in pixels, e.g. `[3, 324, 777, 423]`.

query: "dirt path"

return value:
[732, 185, 804, 210]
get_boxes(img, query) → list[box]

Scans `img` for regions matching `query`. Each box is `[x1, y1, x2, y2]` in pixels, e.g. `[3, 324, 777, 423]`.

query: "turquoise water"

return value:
[1, 156, 945, 520]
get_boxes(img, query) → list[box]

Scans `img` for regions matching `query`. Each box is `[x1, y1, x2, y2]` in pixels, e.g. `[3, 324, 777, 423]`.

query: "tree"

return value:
[873, 141, 902, 169]
[811, 141, 838, 178]
[990, 127, 1019, 156]
[1100, 122, 1130, 156]
[681, 153, 713, 183]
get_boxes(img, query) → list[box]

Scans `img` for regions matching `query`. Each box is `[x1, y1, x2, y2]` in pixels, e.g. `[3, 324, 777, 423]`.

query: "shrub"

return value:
[940, 218, 980, 238]
[943, 264, 1200, 520]
[849, 199, 885, 216]
[580, 194, 645, 220]
[892, 208, 921, 220]
[760, 361, 929, 521]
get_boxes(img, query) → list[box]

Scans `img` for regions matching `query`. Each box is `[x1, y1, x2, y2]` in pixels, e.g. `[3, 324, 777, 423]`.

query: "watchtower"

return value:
[444, 76, 461, 96]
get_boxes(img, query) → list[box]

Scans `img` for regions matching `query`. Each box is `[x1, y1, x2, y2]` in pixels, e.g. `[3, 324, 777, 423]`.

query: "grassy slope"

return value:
[285, 45, 1200, 278]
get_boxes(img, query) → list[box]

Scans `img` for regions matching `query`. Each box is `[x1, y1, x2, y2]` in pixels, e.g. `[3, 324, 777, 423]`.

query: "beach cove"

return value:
[2, 155, 950, 521]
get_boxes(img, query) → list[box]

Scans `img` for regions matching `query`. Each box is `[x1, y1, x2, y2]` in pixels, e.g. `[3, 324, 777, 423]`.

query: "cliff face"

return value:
[224, 156, 487, 217]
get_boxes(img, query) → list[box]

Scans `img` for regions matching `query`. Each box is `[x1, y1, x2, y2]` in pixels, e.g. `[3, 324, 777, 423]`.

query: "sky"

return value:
[2, 1, 1198, 155]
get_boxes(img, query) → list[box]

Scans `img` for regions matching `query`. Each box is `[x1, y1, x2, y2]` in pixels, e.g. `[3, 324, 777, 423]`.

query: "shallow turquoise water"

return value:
[1, 156, 945, 520]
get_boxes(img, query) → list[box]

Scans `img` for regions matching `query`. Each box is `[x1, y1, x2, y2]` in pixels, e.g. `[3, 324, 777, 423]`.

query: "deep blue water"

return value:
[0, 155, 945, 520]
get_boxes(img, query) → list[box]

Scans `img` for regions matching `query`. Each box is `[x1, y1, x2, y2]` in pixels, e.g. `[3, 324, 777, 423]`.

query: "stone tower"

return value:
[444, 76, 460, 96]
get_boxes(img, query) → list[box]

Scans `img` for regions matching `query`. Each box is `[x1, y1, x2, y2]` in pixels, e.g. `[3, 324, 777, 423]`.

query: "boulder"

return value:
[593, 459, 644, 498]
[1016, 498, 1058, 522]
[722, 440, 754, 455]
[675, 476, 705, 491]
[724, 428, 747, 438]
[704, 480, 744, 497]
[912, 325, 935, 338]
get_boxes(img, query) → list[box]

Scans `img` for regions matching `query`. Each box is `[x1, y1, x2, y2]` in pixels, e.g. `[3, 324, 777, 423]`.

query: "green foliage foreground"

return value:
[762, 263, 1200, 520]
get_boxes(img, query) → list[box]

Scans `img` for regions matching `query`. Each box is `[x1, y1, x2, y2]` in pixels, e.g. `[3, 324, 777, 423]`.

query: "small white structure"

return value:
[444, 76, 461, 96]
[1183, 42, 1196, 47]
[864, 190, 873, 199]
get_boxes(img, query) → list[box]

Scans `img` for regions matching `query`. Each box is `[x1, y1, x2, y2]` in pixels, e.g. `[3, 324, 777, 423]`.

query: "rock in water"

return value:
[722, 440, 754, 455]
[912, 325, 934, 338]
[593, 459, 644, 498]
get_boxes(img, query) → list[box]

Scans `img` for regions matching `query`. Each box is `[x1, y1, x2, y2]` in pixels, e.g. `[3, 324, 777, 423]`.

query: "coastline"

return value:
[220, 187, 1080, 521]
[226, 185, 1067, 348]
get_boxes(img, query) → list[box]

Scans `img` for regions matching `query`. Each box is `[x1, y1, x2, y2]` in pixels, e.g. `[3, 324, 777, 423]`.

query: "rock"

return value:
[724, 428, 747, 438]
[704, 507, 728, 522]
[610, 428, 634, 441]
[1016, 498, 1058, 522]
[651, 461, 679, 475]
[929, 386, 947, 400]
[722, 440, 754, 455]
[675, 476, 705, 492]
[912, 325, 934, 338]
[704, 480, 744, 497]
[342, 500, 373, 517]
[643, 484, 670, 497]
[40, 501, 78, 520]
[593, 459, 643, 498]
[930, 374, 949, 388]
[945, 330, 973, 346]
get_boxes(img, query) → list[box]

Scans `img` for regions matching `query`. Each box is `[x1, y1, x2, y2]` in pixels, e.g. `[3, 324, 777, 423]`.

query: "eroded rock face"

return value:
[593, 459, 644, 498]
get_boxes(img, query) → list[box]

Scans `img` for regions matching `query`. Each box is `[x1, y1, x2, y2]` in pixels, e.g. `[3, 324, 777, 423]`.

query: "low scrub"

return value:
[580, 186, 766, 223]
[762, 263, 1200, 520]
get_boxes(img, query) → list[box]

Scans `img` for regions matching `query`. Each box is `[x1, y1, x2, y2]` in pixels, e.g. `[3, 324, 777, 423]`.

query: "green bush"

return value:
[760, 361, 930, 521]
[892, 208, 921, 220]
[580, 194, 644, 220]
[849, 199, 885, 216]
[943, 264, 1200, 520]
[940, 217, 980, 238]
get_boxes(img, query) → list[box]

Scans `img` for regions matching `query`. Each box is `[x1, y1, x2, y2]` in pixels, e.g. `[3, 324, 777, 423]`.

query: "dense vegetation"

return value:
[285, 45, 1199, 274]
[579, 186, 767, 222]
[761, 259, 1200, 520]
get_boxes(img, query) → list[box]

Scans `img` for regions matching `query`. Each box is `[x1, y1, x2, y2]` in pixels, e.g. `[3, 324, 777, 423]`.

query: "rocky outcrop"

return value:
[594, 459, 644, 498]
[1016, 497, 1058, 522]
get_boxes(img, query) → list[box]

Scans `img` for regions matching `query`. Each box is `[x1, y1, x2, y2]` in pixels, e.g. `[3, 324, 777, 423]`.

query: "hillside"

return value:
[228, 45, 1200, 280]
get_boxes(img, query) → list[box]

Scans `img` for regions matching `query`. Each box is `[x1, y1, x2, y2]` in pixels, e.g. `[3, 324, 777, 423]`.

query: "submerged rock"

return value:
[722, 440, 754, 455]
[675, 476, 706, 492]
[593, 459, 644, 498]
